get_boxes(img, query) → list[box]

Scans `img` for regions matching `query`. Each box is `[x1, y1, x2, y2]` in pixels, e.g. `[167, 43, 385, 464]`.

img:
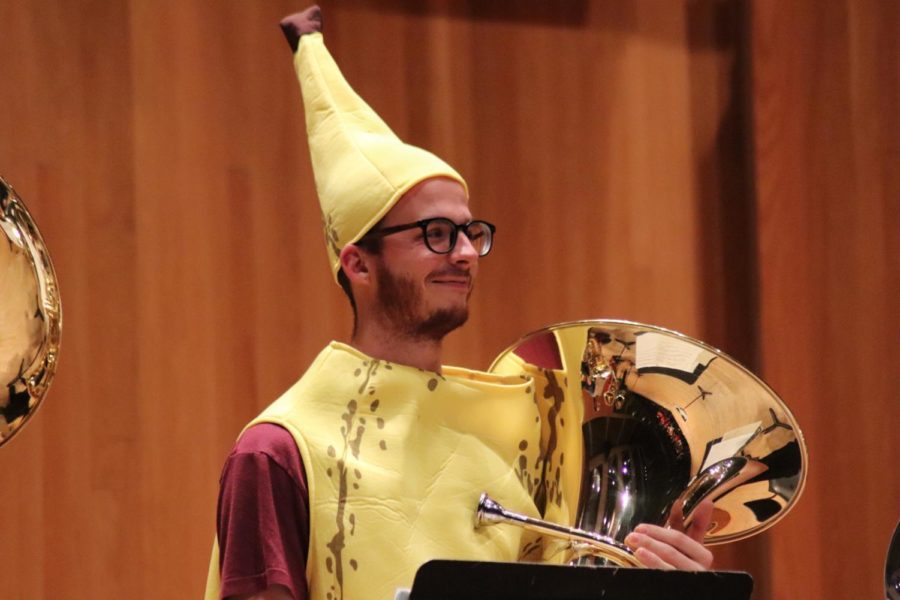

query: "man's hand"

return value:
[280, 5, 323, 52]
[623, 499, 715, 570]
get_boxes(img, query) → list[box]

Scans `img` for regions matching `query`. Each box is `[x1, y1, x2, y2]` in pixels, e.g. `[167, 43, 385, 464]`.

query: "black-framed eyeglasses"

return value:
[360, 217, 496, 256]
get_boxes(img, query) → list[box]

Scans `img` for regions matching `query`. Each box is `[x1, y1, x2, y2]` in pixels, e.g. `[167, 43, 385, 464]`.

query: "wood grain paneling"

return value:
[752, 1, 899, 598]
[0, 0, 893, 598]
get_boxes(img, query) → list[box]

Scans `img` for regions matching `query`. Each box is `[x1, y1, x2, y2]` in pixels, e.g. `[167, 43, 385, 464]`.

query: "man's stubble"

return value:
[374, 262, 471, 342]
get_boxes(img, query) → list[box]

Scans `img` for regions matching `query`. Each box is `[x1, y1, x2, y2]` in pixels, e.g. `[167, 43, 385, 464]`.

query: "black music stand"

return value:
[408, 560, 753, 600]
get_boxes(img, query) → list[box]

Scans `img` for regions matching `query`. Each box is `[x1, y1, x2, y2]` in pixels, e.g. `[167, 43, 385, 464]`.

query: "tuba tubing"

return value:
[475, 493, 643, 567]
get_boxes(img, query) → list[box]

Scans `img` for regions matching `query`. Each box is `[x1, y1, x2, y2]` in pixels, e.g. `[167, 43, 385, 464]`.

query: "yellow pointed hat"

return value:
[284, 7, 468, 281]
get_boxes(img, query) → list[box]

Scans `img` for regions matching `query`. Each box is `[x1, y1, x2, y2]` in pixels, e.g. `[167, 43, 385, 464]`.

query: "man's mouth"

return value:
[431, 278, 470, 287]
[429, 270, 472, 290]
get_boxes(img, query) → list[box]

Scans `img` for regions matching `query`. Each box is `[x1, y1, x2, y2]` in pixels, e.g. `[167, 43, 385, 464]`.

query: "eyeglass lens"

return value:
[424, 219, 493, 256]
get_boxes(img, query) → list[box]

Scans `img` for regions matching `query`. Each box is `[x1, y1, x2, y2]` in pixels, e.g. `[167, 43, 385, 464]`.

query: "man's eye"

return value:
[427, 228, 449, 239]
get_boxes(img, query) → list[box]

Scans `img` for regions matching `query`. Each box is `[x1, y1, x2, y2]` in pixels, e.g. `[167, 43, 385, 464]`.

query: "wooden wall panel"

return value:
[7, 0, 886, 597]
[0, 0, 140, 597]
[751, 1, 900, 598]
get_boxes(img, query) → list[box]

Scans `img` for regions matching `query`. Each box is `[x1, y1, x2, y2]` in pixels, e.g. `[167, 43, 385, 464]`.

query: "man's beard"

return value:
[375, 264, 470, 342]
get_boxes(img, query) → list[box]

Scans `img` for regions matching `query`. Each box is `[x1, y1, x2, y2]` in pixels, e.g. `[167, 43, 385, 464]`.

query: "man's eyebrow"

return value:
[421, 215, 474, 222]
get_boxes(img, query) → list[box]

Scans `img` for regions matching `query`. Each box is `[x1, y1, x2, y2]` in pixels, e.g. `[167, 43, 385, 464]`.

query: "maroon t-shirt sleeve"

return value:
[217, 423, 310, 600]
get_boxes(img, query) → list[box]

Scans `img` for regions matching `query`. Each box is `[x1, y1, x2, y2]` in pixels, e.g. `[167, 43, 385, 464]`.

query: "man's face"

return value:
[368, 177, 479, 341]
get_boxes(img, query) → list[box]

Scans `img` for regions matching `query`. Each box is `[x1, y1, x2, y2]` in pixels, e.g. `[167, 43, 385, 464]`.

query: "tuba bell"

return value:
[0, 177, 62, 447]
[477, 320, 807, 567]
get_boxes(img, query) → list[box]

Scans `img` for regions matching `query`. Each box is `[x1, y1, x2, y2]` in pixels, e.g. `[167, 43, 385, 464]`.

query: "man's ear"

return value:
[339, 244, 372, 285]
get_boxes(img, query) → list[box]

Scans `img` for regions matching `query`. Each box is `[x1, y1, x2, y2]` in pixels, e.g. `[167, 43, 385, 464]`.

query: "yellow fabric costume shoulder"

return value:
[206, 342, 544, 600]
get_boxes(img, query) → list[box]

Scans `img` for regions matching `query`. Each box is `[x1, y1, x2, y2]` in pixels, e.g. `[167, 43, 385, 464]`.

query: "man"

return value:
[205, 7, 713, 600]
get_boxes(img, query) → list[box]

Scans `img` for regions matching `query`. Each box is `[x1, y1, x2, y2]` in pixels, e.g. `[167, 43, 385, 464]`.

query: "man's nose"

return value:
[451, 232, 479, 264]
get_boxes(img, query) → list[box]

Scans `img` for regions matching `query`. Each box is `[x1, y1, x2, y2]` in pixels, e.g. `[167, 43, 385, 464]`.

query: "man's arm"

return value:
[217, 424, 310, 599]
[624, 499, 715, 570]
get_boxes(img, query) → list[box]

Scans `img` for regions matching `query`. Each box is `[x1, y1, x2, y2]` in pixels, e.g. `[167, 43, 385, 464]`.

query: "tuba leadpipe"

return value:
[476, 493, 643, 567]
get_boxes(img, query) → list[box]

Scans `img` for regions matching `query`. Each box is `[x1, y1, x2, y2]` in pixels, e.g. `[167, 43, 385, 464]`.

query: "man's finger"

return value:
[686, 498, 715, 543]
[633, 546, 675, 570]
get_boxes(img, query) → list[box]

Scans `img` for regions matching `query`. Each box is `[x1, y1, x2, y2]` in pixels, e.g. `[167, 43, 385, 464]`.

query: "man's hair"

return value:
[337, 237, 382, 335]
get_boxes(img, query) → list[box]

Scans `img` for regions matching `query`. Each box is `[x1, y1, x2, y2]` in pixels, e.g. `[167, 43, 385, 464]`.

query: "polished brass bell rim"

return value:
[485, 319, 807, 551]
[0, 176, 62, 447]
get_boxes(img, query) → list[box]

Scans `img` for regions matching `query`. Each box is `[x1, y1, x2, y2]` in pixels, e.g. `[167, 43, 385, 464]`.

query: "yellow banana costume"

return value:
[208, 343, 544, 600]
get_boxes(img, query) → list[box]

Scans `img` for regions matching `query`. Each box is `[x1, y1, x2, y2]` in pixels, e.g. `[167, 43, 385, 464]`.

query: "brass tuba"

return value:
[477, 320, 807, 567]
[0, 177, 61, 447]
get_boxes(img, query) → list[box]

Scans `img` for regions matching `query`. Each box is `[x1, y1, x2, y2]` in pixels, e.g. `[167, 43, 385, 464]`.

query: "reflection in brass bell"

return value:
[0, 177, 62, 447]
[478, 320, 807, 566]
[886, 520, 900, 600]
